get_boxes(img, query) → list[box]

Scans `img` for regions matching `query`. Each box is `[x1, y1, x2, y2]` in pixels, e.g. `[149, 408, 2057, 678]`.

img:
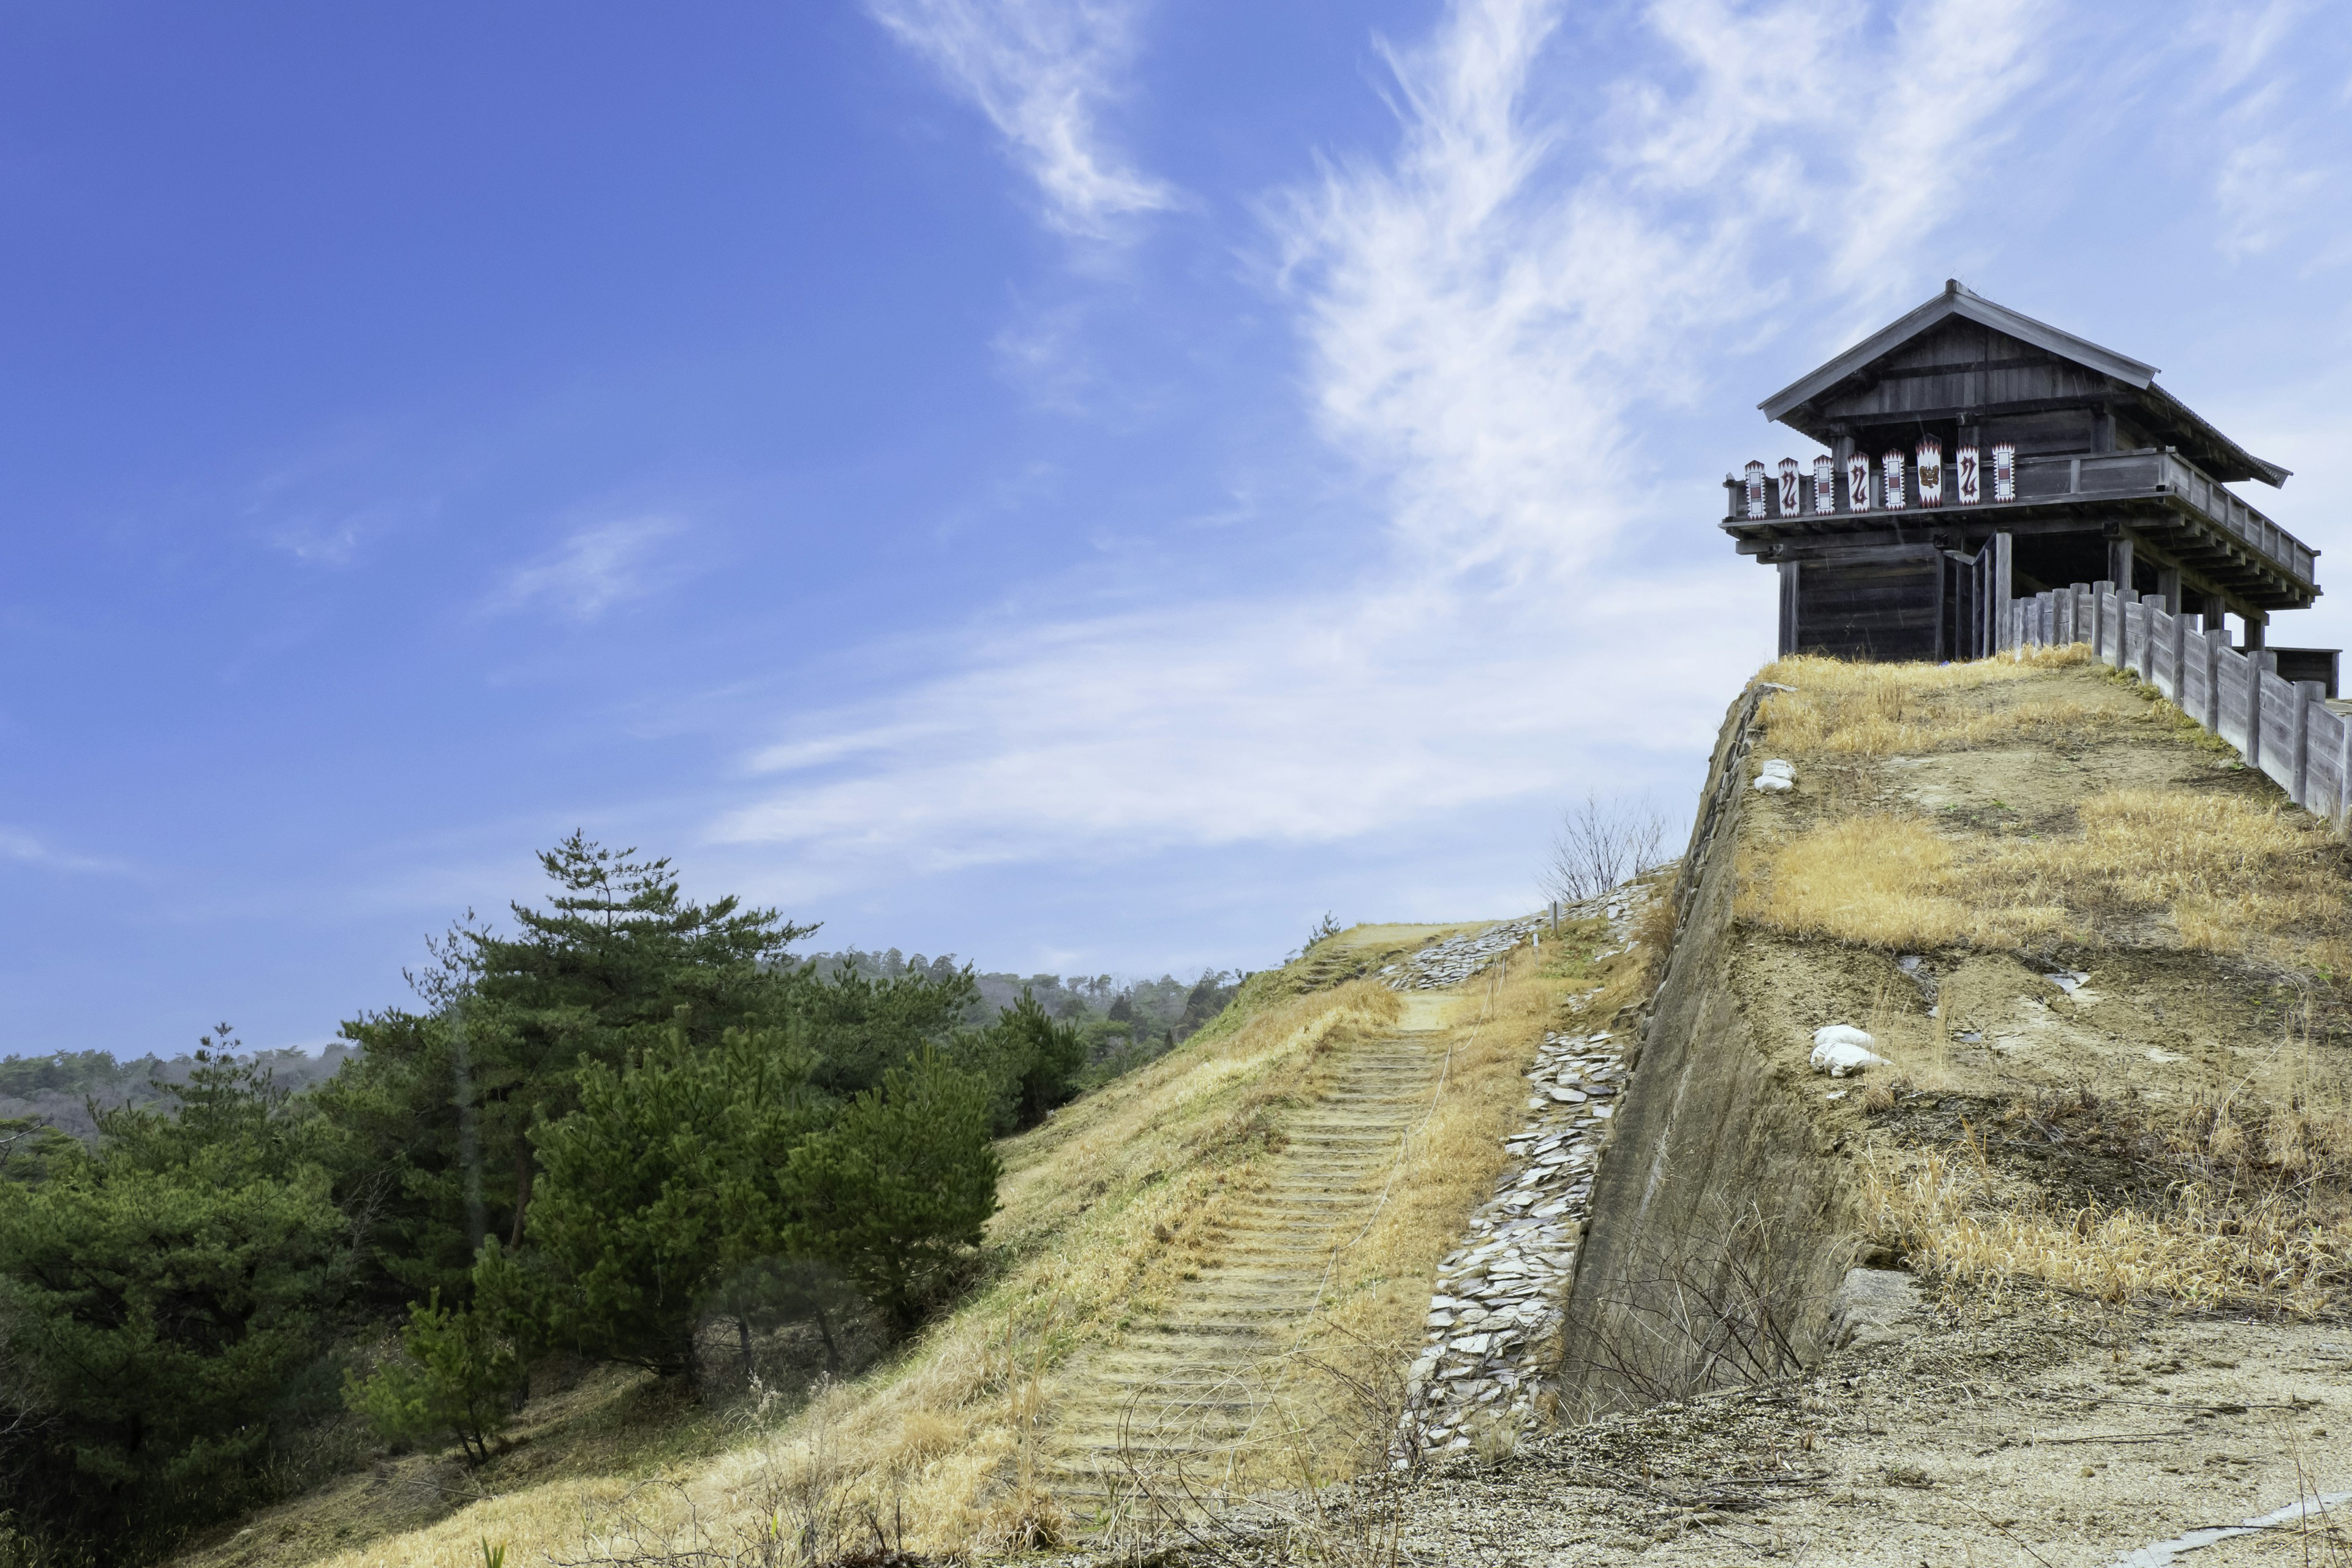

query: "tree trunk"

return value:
[737, 1314, 754, 1374]
[813, 1305, 841, 1371]
[509, 1142, 535, 1250]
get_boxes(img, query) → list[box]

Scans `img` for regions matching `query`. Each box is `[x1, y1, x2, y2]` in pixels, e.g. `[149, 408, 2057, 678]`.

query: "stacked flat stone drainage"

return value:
[1382, 916, 1547, 990]
[1395, 1028, 1627, 1460]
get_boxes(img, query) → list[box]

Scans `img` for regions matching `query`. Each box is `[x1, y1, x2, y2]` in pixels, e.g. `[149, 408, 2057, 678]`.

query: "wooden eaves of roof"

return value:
[1757, 281, 2292, 489]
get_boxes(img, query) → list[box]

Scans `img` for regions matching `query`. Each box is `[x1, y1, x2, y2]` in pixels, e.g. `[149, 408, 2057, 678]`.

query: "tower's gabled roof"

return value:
[1758, 281, 2290, 488]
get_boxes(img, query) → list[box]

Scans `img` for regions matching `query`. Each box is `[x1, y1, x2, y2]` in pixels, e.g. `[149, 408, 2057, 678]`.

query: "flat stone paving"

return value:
[1394, 886, 1648, 1461]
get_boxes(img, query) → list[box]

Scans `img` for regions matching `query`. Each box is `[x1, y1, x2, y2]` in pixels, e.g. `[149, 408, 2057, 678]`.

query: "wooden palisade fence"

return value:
[2012, 581, 2352, 830]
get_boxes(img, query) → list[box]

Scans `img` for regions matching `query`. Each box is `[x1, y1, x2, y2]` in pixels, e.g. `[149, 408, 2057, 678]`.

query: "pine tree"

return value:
[952, 990, 1087, 1134]
[780, 1051, 1000, 1332]
[521, 1020, 829, 1375]
[345, 1289, 523, 1465]
[463, 835, 816, 1249]
[0, 1041, 349, 1555]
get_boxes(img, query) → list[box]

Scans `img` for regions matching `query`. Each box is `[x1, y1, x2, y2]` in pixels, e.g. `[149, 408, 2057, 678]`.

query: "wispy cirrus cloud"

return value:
[865, 0, 1176, 237]
[489, 518, 687, 621]
[710, 578, 1747, 891]
[2180, 1, 2346, 265]
[710, 0, 2109, 899]
[1273, 0, 2043, 581]
[0, 827, 128, 876]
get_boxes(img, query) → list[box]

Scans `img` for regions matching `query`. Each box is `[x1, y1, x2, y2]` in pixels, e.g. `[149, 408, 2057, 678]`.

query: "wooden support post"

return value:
[2245, 612, 2267, 651]
[2107, 536, 2134, 592]
[2201, 594, 2226, 631]
[2155, 567, 2182, 617]
[2203, 627, 2225, 734]
[2092, 581, 2113, 666]
[1776, 561, 1798, 657]
[2292, 681, 2320, 809]
[1992, 532, 2014, 652]
[2340, 717, 2352, 832]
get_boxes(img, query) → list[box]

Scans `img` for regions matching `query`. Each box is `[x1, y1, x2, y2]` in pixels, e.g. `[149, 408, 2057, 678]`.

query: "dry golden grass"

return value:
[1755, 647, 2099, 758]
[282, 916, 1657, 1567]
[298, 980, 1400, 1566]
[1262, 935, 1655, 1435]
[1741, 814, 1991, 949]
[1867, 1145, 2352, 1319]
[1868, 1016, 2352, 1319]
[1742, 789, 2352, 966]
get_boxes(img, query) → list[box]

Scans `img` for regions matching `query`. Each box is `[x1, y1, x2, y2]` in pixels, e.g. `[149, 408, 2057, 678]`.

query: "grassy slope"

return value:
[1379, 652, 2352, 1568]
[195, 915, 1633, 1567]
[1736, 651, 2352, 1314]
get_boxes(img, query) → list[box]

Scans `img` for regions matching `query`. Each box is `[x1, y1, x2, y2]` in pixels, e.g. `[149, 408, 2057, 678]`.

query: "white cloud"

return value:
[707, 0, 2070, 890]
[2173, 2, 2345, 264]
[867, 0, 1177, 236]
[710, 578, 1747, 891]
[2215, 131, 2330, 261]
[0, 827, 127, 876]
[1272, 0, 2044, 581]
[489, 518, 687, 621]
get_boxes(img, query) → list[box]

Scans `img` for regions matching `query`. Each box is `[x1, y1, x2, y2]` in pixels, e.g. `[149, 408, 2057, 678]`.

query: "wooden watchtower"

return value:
[1725, 281, 2332, 691]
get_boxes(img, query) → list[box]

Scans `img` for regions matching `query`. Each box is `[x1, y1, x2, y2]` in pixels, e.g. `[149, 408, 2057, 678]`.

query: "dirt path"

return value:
[1041, 1023, 1450, 1510]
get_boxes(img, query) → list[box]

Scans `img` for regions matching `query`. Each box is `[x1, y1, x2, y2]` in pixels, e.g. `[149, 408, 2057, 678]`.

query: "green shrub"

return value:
[345, 1289, 524, 1465]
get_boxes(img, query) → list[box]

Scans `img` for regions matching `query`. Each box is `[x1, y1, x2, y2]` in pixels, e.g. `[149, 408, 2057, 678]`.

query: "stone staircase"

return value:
[1039, 1029, 1444, 1515]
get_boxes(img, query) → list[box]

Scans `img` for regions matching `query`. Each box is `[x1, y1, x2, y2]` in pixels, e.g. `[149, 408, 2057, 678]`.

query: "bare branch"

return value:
[1544, 793, 1673, 907]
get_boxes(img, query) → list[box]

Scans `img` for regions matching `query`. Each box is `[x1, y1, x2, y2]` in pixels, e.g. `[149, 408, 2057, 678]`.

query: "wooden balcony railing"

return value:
[1722, 448, 2316, 589]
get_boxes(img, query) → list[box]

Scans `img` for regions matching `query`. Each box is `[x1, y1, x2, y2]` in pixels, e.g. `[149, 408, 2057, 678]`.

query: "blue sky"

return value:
[7, 0, 2351, 1058]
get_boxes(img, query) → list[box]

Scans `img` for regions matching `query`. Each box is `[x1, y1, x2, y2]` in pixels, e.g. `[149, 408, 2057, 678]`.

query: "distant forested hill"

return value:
[793, 949, 1243, 1081]
[0, 1042, 358, 1139]
[0, 952, 1238, 1142]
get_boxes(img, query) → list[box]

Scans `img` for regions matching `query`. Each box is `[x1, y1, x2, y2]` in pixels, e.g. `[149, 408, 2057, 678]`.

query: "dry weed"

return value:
[1743, 790, 2351, 965]
[1868, 1148, 2352, 1317]
[293, 927, 1624, 1566]
[1755, 647, 2097, 758]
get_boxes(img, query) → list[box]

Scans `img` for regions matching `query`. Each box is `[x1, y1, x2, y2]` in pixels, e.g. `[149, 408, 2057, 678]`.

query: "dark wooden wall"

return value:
[1793, 554, 1942, 661]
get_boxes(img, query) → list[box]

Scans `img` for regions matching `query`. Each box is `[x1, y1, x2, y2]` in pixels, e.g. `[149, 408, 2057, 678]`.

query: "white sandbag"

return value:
[1811, 1024, 1889, 1077]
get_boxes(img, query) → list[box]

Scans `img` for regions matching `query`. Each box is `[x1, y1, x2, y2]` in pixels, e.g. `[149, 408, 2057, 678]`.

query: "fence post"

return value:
[2340, 715, 2352, 833]
[2092, 582, 2113, 666]
[2292, 682, 2320, 809]
[2203, 628, 2225, 733]
[2169, 603, 2188, 702]
[2247, 654, 2266, 771]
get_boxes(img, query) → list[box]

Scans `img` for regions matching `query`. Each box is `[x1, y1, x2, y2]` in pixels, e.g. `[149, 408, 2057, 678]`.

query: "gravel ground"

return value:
[1041, 1292, 2352, 1567]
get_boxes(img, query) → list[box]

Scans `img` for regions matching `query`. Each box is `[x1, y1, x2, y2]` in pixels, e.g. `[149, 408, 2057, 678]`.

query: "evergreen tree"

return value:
[780, 1051, 999, 1332]
[344, 1289, 523, 1466]
[0, 1042, 349, 1557]
[320, 837, 816, 1301]
[790, 960, 981, 1098]
[950, 990, 1086, 1134]
[461, 834, 815, 1249]
[521, 1020, 829, 1376]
